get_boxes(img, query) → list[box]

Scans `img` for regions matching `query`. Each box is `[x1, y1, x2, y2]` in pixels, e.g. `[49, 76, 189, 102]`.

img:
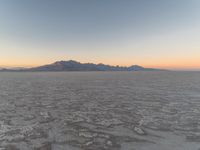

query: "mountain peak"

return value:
[0, 60, 166, 72]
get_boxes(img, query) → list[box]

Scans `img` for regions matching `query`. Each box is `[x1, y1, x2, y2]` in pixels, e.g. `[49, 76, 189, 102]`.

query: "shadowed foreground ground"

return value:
[0, 72, 200, 150]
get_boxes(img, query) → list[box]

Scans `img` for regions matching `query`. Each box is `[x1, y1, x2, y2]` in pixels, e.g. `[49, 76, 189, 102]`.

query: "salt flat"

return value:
[0, 71, 200, 150]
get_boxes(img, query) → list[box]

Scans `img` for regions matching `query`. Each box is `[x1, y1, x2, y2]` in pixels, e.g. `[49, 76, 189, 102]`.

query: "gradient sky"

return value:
[0, 0, 200, 70]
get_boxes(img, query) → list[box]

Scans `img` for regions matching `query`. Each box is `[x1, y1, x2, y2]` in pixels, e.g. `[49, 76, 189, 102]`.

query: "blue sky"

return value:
[0, 0, 200, 69]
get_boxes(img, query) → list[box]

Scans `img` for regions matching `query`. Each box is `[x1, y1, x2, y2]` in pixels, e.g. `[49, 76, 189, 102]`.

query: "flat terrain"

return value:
[0, 72, 200, 150]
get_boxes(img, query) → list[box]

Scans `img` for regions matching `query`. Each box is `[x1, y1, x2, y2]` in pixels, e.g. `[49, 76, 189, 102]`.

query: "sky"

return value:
[0, 0, 200, 70]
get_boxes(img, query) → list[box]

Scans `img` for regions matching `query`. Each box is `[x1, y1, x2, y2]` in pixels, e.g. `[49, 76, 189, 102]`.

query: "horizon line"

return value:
[0, 59, 200, 71]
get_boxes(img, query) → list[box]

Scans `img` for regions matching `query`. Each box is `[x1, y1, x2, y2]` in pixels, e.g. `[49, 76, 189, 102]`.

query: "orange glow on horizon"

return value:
[0, 57, 200, 70]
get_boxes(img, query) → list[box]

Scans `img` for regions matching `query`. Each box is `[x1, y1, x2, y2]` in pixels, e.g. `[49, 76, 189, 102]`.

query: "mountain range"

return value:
[0, 60, 166, 72]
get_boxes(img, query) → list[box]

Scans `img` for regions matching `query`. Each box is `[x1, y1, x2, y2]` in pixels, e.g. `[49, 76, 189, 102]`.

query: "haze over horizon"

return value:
[1, 0, 200, 70]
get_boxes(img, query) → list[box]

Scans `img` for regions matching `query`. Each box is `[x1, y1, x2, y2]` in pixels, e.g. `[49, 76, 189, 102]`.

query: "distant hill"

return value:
[0, 60, 166, 72]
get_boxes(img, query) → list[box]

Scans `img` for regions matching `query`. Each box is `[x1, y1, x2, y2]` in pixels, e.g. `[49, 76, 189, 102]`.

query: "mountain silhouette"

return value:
[27, 60, 165, 71]
[0, 60, 166, 72]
